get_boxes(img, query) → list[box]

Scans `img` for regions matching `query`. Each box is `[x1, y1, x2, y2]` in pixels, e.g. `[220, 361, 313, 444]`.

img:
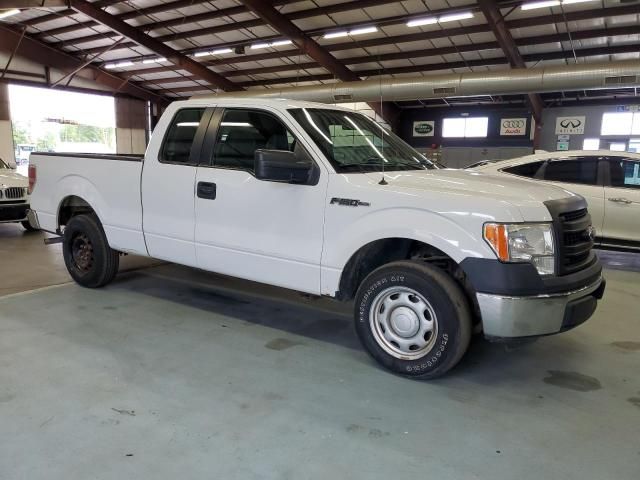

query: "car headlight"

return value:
[483, 223, 555, 275]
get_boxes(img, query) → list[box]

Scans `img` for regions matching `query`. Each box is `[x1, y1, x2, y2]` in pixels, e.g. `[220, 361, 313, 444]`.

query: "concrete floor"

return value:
[1, 223, 639, 480]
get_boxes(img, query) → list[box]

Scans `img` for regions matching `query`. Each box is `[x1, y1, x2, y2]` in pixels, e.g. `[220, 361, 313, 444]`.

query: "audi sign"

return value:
[500, 118, 527, 136]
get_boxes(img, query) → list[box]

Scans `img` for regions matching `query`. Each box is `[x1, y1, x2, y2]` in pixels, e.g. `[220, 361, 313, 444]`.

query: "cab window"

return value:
[160, 108, 206, 165]
[212, 109, 296, 172]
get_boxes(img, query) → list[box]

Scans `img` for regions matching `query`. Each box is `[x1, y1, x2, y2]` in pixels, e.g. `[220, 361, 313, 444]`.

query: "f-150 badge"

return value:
[330, 197, 370, 207]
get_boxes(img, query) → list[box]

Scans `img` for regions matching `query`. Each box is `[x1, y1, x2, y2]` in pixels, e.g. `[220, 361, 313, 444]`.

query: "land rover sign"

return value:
[413, 121, 435, 137]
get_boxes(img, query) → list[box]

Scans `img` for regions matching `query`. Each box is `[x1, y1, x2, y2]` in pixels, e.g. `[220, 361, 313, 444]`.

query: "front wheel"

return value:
[354, 261, 472, 379]
[62, 214, 119, 288]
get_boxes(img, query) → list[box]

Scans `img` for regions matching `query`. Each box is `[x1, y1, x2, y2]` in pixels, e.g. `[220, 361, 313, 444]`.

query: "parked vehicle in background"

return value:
[471, 151, 640, 251]
[28, 99, 605, 378]
[15, 144, 36, 165]
[0, 157, 37, 231]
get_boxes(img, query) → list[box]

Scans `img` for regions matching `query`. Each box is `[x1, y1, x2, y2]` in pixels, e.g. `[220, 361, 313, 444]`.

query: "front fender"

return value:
[321, 207, 496, 295]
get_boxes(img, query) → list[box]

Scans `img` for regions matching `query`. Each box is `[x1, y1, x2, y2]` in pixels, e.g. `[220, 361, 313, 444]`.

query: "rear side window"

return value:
[609, 158, 640, 189]
[212, 109, 295, 172]
[160, 108, 205, 164]
[543, 159, 598, 185]
[503, 161, 544, 178]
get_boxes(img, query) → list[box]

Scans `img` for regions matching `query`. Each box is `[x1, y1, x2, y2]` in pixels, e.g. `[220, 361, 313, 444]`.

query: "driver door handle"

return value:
[197, 181, 217, 200]
[608, 197, 632, 204]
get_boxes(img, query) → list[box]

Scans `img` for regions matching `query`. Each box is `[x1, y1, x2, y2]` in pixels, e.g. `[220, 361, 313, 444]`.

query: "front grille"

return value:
[545, 199, 595, 275]
[559, 208, 587, 222]
[0, 187, 26, 200]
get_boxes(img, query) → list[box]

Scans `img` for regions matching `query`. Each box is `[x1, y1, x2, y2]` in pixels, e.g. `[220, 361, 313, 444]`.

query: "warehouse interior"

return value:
[1, 1, 639, 479]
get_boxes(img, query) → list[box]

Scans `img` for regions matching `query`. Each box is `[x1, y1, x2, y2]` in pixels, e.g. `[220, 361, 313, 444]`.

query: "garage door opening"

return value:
[8, 85, 116, 176]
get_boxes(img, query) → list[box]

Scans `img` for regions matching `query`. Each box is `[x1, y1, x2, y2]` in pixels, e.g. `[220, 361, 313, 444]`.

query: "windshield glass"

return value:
[288, 108, 435, 173]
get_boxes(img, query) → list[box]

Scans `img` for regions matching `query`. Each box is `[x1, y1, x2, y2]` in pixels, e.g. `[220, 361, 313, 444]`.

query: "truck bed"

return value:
[29, 152, 147, 256]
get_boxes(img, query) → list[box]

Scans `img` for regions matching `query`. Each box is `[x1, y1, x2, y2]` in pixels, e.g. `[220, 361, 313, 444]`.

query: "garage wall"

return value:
[0, 83, 15, 167]
[398, 106, 534, 167]
[539, 104, 640, 152]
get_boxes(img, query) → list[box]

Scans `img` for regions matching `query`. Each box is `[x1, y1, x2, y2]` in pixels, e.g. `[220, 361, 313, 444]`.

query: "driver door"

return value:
[194, 107, 328, 294]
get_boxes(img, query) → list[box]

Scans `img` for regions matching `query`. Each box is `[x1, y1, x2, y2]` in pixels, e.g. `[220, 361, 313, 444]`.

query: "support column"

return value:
[115, 96, 147, 155]
[0, 83, 16, 168]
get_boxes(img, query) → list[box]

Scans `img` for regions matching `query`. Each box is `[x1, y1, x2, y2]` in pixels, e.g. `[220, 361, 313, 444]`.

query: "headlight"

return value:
[483, 223, 555, 275]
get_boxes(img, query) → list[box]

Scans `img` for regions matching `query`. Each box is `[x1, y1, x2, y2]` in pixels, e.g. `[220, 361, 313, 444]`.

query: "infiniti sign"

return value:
[555, 116, 586, 135]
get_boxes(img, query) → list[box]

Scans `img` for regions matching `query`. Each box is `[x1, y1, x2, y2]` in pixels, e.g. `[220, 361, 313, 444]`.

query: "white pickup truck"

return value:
[28, 98, 605, 378]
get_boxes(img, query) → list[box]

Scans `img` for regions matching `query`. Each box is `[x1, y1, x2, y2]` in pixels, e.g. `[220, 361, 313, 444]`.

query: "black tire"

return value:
[21, 220, 38, 232]
[354, 260, 472, 379]
[62, 214, 120, 288]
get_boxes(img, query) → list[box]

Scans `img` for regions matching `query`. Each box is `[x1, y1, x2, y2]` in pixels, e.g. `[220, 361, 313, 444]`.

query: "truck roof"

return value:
[184, 96, 356, 112]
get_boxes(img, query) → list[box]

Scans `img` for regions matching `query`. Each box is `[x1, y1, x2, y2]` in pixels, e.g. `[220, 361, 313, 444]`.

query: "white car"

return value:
[28, 99, 605, 378]
[0, 157, 36, 231]
[471, 150, 640, 251]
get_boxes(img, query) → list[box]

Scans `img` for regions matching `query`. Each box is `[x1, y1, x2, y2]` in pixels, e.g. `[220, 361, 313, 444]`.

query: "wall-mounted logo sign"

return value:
[413, 121, 435, 137]
[555, 116, 585, 135]
[500, 118, 527, 136]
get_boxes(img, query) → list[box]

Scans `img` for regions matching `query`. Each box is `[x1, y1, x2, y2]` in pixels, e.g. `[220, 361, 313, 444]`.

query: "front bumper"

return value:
[27, 209, 40, 229]
[478, 276, 606, 339]
[0, 204, 29, 223]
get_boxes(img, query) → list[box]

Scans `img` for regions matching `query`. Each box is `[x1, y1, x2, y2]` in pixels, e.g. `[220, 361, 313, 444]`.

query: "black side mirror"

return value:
[254, 149, 313, 184]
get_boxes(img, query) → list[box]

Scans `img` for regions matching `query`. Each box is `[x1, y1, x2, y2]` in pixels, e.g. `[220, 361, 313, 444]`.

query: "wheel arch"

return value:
[335, 237, 481, 325]
[57, 195, 100, 230]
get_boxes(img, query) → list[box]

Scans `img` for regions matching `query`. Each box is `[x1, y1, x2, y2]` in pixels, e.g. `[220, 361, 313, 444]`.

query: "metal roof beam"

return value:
[88, 3, 640, 72]
[41, 0, 456, 49]
[67, 0, 242, 92]
[238, 0, 400, 124]
[0, 24, 164, 103]
[478, 0, 544, 122]
[155, 42, 640, 95]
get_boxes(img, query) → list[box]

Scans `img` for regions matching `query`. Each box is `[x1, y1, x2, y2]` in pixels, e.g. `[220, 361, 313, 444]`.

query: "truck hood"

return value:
[0, 169, 28, 188]
[367, 168, 573, 205]
[361, 168, 577, 222]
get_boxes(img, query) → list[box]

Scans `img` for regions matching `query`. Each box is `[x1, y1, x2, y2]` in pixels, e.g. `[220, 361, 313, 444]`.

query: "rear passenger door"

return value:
[142, 107, 213, 267]
[194, 107, 328, 294]
[603, 157, 640, 245]
[539, 157, 606, 240]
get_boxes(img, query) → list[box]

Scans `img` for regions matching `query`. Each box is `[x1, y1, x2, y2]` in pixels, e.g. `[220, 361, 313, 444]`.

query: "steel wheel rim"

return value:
[369, 286, 438, 360]
[71, 233, 94, 273]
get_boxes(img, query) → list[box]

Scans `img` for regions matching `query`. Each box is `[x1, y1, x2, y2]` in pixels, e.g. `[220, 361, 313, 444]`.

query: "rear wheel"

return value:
[62, 214, 119, 288]
[354, 260, 472, 379]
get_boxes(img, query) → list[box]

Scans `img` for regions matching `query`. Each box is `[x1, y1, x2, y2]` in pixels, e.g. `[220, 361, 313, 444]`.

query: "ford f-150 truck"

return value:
[28, 98, 605, 378]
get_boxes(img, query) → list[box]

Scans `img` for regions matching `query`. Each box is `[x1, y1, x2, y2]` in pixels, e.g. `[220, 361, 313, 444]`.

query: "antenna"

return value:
[378, 75, 387, 185]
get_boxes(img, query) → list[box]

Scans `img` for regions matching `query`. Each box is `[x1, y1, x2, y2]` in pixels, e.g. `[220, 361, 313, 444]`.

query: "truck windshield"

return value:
[289, 108, 435, 173]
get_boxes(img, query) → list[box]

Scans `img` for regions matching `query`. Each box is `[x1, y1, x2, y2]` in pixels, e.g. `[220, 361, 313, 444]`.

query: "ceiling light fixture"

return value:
[323, 26, 377, 39]
[104, 60, 134, 69]
[406, 17, 438, 27]
[0, 9, 20, 20]
[438, 12, 474, 23]
[521, 0, 560, 10]
[194, 51, 210, 57]
[407, 12, 473, 27]
[323, 31, 349, 39]
[250, 39, 292, 49]
[142, 57, 167, 64]
[349, 26, 378, 35]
